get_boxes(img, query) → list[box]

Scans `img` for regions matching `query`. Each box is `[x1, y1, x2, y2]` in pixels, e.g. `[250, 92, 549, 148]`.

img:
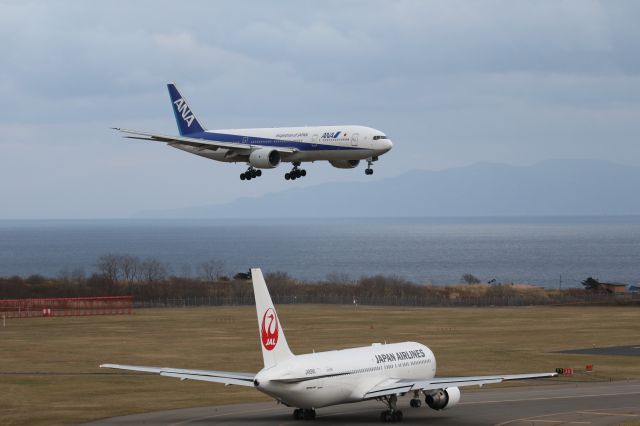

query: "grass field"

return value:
[1, 305, 639, 425]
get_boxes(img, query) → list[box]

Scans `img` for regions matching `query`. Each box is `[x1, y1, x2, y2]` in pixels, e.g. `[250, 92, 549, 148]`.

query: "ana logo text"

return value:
[321, 131, 341, 139]
[261, 308, 279, 351]
[173, 98, 195, 127]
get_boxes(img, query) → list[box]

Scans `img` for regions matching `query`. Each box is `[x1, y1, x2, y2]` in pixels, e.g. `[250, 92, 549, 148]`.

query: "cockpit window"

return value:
[373, 135, 388, 140]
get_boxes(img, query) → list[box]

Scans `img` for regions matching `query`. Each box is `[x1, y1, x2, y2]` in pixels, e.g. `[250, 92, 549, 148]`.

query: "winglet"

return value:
[251, 268, 294, 368]
[167, 83, 206, 136]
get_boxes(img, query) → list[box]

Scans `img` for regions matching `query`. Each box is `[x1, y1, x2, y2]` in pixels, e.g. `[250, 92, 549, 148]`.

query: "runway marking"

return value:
[461, 391, 640, 406]
[496, 406, 640, 426]
[577, 410, 640, 417]
[168, 406, 281, 426]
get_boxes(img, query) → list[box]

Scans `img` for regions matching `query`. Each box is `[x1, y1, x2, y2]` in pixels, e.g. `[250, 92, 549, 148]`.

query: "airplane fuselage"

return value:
[173, 125, 392, 164]
[255, 342, 436, 409]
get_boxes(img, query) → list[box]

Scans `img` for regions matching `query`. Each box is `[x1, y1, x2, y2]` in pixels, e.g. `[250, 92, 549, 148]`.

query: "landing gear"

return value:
[378, 394, 403, 422]
[365, 157, 377, 175]
[285, 163, 307, 181]
[410, 390, 422, 408]
[379, 409, 403, 422]
[240, 167, 262, 181]
[292, 408, 316, 420]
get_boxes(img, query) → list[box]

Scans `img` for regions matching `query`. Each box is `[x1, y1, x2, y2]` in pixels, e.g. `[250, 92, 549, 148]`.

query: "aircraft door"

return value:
[312, 134, 318, 147]
[351, 133, 359, 146]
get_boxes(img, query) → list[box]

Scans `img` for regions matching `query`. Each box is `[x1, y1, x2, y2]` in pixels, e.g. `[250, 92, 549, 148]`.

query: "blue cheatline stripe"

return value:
[191, 131, 365, 152]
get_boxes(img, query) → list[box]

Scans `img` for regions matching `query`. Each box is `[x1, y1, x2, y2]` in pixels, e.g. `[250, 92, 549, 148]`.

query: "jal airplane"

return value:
[113, 84, 393, 181]
[101, 269, 556, 423]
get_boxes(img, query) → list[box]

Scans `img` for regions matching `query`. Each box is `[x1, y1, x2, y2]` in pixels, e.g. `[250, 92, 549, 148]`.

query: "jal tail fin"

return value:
[167, 83, 205, 136]
[251, 268, 294, 368]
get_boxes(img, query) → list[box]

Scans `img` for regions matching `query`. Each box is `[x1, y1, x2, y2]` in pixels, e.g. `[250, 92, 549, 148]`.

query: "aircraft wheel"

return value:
[301, 169, 307, 177]
[256, 170, 262, 177]
[393, 410, 403, 422]
[285, 173, 290, 180]
[240, 173, 246, 180]
[303, 409, 316, 420]
[293, 408, 303, 420]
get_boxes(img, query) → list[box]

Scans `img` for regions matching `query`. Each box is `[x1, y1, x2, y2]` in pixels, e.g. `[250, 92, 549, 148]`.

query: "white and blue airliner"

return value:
[114, 84, 393, 181]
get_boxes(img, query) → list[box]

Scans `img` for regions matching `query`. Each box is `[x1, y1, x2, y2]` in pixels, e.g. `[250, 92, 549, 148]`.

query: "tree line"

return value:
[0, 254, 633, 306]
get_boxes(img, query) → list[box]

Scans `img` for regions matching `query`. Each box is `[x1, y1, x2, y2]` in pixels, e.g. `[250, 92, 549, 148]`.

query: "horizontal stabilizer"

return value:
[100, 364, 255, 387]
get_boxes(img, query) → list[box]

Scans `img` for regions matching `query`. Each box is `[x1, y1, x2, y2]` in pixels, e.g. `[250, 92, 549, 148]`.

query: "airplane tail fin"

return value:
[251, 268, 294, 368]
[166, 83, 206, 135]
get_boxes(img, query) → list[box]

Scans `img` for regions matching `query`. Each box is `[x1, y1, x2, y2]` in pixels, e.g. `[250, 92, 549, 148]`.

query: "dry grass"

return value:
[0, 305, 638, 425]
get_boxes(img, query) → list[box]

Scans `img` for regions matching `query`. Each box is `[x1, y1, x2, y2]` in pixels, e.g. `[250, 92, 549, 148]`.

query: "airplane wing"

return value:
[363, 372, 557, 398]
[113, 128, 297, 154]
[100, 364, 256, 387]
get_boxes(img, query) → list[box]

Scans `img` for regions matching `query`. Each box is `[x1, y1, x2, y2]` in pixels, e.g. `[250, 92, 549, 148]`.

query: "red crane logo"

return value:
[261, 308, 279, 351]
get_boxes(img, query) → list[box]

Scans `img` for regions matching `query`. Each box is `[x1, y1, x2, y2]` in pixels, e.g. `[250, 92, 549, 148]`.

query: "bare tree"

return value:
[462, 273, 481, 285]
[197, 259, 225, 282]
[140, 258, 168, 283]
[97, 254, 120, 283]
[120, 255, 140, 283]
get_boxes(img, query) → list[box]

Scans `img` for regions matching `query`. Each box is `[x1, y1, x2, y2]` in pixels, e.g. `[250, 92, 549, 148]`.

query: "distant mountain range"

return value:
[136, 159, 640, 218]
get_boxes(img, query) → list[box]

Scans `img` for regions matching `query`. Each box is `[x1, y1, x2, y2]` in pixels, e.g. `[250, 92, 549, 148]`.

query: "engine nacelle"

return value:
[249, 148, 281, 169]
[425, 387, 461, 410]
[329, 159, 360, 169]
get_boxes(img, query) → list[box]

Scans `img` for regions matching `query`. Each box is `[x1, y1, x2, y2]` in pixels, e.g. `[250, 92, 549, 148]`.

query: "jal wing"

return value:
[364, 372, 557, 398]
[100, 363, 255, 387]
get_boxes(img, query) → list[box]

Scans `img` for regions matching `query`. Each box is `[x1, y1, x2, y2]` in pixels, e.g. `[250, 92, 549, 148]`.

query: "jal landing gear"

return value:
[365, 156, 378, 175]
[379, 394, 403, 422]
[240, 167, 262, 181]
[293, 408, 316, 420]
[285, 163, 307, 181]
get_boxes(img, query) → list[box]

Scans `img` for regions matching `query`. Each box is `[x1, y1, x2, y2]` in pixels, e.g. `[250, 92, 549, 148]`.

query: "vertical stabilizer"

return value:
[166, 83, 205, 135]
[251, 268, 294, 368]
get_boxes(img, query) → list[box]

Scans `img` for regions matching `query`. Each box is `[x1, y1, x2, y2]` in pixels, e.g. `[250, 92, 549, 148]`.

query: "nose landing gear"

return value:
[365, 157, 378, 175]
[240, 167, 262, 181]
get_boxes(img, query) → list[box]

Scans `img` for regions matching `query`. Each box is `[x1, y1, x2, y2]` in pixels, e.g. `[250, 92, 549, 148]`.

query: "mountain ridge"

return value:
[135, 159, 640, 218]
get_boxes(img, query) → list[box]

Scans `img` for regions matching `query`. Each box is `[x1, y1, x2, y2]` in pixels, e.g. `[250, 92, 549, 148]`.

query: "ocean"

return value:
[0, 217, 639, 288]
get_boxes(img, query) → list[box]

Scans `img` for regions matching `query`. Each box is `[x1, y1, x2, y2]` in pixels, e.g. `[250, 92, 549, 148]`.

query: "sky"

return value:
[1, 0, 639, 219]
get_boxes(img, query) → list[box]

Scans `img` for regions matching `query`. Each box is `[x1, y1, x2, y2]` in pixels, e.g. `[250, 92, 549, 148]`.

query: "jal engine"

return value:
[425, 387, 461, 410]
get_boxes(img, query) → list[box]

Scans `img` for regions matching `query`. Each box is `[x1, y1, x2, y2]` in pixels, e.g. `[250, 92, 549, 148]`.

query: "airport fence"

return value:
[133, 293, 633, 309]
[0, 296, 133, 318]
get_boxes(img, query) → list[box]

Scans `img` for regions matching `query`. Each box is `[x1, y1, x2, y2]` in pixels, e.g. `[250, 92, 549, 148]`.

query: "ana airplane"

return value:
[101, 269, 556, 422]
[113, 84, 393, 181]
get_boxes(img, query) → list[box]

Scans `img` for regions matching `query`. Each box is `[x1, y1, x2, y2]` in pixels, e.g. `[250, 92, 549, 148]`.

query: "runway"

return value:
[85, 380, 640, 425]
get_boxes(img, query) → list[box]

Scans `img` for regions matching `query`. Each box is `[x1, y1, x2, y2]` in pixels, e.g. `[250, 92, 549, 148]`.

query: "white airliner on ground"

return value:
[101, 269, 556, 423]
[114, 84, 393, 181]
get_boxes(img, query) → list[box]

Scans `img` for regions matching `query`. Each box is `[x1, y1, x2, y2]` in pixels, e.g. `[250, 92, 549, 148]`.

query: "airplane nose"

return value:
[381, 139, 393, 153]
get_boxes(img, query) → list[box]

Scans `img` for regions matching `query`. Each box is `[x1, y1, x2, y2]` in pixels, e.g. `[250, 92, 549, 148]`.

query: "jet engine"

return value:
[425, 387, 461, 410]
[329, 160, 360, 169]
[249, 148, 281, 169]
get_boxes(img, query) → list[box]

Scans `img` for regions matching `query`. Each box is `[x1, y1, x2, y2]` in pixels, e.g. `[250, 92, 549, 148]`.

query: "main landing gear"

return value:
[240, 167, 262, 181]
[409, 391, 422, 408]
[292, 408, 316, 420]
[379, 394, 403, 423]
[285, 163, 307, 181]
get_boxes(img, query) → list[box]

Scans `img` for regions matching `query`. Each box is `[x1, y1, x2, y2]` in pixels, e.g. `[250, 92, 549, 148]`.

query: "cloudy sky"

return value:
[1, 0, 639, 218]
